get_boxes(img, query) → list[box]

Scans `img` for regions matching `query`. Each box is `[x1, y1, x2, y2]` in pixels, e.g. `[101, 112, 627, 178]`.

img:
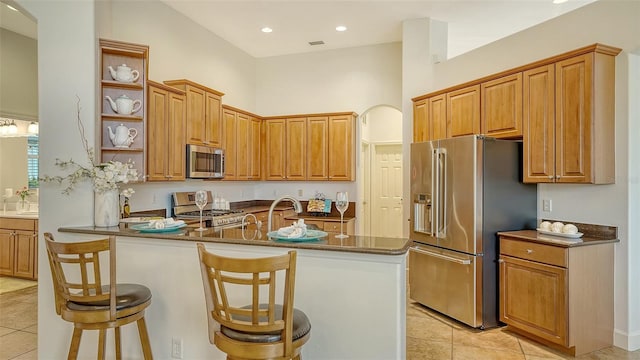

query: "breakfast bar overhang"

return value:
[57, 226, 410, 359]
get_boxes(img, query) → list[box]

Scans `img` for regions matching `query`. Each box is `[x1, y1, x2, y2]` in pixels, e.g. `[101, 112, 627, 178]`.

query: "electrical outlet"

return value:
[171, 337, 183, 359]
[542, 199, 552, 212]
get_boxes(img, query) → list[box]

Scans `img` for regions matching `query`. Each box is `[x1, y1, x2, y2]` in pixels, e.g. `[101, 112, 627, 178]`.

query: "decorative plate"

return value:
[536, 228, 583, 239]
[131, 223, 187, 233]
[267, 229, 329, 242]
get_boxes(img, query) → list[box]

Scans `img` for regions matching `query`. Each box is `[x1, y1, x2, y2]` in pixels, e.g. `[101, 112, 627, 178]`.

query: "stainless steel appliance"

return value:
[409, 135, 536, 329]
[186, 144, 225, 179]
[172, 191, 244, 230]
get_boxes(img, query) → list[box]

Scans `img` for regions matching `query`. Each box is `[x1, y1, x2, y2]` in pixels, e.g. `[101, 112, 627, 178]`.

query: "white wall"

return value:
[408, 0, 640, 349]
[256, 42, 402, 116]
[0, 137, 28, 206]
[361, 105, 402, 143]
[0, 28, 37, 121]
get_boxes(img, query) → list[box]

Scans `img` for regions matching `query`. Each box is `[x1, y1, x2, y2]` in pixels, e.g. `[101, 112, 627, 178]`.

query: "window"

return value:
[27, 136, 38, 188]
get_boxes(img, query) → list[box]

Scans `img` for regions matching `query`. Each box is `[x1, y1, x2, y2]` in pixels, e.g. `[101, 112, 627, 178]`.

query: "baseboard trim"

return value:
[614, 329, 640, 351]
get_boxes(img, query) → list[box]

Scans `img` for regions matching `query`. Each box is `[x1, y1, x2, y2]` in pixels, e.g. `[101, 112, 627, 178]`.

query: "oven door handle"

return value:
[411, 246, 471, 265]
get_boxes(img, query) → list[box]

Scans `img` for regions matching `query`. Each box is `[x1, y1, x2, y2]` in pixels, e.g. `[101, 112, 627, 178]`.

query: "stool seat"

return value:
[221, 305, 311, 343]
[67, 284, 152, 311]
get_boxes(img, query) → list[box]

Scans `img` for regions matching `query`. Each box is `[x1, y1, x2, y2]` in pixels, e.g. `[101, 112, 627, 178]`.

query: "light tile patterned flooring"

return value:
[1, 282, 639, 359]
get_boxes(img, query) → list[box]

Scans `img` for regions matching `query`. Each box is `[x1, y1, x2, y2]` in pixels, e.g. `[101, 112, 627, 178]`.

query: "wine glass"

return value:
[335, 192, 349, 239]
[195, 190, 208, 232]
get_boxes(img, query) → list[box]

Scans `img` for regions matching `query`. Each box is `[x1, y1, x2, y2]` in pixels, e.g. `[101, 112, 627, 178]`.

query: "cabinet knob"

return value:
[526, 249, 533, 254]
[548, 175, 554, 180]
[556, 175, 561, 179]
[497, 259, 504, 263]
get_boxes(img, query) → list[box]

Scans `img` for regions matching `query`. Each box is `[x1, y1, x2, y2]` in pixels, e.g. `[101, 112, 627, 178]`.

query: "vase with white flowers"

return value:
[40, 99, 139, 227]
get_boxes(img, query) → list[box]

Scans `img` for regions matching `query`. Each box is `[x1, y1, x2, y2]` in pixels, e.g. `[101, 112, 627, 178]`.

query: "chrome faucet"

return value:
[267, 195, 303, 232]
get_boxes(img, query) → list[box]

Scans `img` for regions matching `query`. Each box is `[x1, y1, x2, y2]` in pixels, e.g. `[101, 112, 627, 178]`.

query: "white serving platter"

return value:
[536, 228, 583, 239]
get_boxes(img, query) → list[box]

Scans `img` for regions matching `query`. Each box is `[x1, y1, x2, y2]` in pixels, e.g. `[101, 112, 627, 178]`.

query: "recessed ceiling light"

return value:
[261, 27, 273, 33]
[336, 25, 347, 32]
[6, 4, 18, 11]
[552, 0, 568, 3]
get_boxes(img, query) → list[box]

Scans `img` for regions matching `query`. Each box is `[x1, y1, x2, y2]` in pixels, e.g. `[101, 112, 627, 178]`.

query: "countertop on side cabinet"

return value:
[0, 211, 38, 220]
[497, 229, 618, 247]
[58, 225, 409, 255]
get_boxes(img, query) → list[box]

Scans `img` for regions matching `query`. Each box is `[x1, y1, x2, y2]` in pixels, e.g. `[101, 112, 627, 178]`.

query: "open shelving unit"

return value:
[99, 39, 149, 180]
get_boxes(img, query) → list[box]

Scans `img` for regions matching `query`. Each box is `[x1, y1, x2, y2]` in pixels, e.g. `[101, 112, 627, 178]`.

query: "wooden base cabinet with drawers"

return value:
[0, 218, 38, 280]
[498, 233, 615, 356]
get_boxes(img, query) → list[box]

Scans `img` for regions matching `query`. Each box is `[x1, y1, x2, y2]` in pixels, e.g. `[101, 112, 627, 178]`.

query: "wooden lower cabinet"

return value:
[0, 218, 38, 280]
[499, 234, 614, 356]
[282, 218, 355, 237]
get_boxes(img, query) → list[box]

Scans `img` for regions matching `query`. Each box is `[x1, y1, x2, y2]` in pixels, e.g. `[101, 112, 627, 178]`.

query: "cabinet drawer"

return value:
[500, 237, 567, 267]
[0, 218, 36, 231]
[323, 222, 341, 233]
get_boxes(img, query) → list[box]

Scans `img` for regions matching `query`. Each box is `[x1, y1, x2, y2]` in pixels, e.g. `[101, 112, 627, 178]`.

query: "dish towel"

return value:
[149, 218, 185, 229]
[277, 219, 307, 238]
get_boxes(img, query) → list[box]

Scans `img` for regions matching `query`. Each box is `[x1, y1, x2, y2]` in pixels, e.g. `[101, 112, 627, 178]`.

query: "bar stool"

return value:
[44, 232, 153, 360]
[197, 243, 311, 360]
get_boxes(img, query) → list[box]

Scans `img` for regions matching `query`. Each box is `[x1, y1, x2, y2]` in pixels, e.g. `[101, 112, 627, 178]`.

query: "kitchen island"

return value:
[57, 224, 409, 360]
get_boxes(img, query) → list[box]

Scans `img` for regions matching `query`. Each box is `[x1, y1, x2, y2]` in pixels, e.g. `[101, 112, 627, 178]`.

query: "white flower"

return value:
[121, 188, 135, 198]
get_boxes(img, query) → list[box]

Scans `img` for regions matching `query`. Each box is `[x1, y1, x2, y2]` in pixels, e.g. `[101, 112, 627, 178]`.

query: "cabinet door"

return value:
[168, 92, 186, 180]
[236, 113, 250, 180]
[147, 85, 169, 181]
[222, 109, 237, 180]
[185, 86, 206, 145]
[447, 85, 480, 138]
[0, 230, 14, 276]
[286, 118, 307, 180]
[413, 99, 428, 142]
[307, 116, 329, 180]
[555, 54, 593, 183]
[481, 73, 523, 138]
[500, 255, 568, 346]
[13, 232, 36, 279]
[264, 119, 286, 180]
[429, 94, 447, 141]
[328, 114, 355, 181]
[249, 117, 262, 180]
[205, 92, 222, 147]
[523, 65, 555, 183]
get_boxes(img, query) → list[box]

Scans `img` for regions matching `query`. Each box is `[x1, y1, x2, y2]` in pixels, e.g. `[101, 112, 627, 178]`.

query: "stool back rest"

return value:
[197, 244, 297, 352]
[44, 233, 117, 320]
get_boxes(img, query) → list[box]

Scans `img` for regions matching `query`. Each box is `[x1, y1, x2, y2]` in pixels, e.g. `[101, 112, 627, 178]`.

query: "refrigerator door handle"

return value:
[431, 148, 438, 236]
[411, 246, 472, 265]
[436, 148, 447, 237]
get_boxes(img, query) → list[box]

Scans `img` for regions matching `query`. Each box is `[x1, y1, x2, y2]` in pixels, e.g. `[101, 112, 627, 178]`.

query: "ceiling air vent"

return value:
[308, 40, 325, 46]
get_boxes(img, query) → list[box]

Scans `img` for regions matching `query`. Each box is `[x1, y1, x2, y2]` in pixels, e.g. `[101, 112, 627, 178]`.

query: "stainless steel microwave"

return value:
[186, 144, 225, 179]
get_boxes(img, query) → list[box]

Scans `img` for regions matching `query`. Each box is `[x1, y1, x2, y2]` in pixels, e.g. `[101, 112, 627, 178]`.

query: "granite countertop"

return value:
[58, 224, 409, 255]
[286, 214, 355, 222]
[498, 220, 618, 247]
[1, 211, 39, 220]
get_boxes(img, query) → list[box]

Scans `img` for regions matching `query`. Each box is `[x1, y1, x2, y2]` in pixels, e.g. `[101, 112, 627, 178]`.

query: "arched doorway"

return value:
[357, 105, 403, 237]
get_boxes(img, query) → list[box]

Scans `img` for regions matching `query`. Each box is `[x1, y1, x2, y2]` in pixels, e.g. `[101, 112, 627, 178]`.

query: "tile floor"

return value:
[0, 285, 37, 360]
[1, 282, 639, 359]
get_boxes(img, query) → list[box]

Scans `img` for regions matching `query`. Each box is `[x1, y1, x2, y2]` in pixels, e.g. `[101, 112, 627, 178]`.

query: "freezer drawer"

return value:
[409, 244, 480, 327]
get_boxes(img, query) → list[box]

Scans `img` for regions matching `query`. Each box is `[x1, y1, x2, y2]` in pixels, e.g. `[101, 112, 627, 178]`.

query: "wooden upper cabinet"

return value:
[286, 118, 307, 180]
[264, 119, 286, 180]
[481, 73, 523, 138]
[328, 114, 356, 181]
[447, 84, 480, 138]
[163, 80, 224, 147]
[413, 99, 428, 142]
[236, 112, 250, 179]
[523, 65, 555, 183]
[249, 117, 261, 180]
[430, 94, 447, 141]
[147, 80, 186, 181]
[222, 108, 237, 180]
[555, 53, 597, 184]
[523, 48, 617, 184]
[307, 116, 329, 180]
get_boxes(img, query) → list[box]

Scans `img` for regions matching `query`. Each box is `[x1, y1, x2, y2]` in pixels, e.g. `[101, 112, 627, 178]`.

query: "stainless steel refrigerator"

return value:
[409, 135, 536, 329]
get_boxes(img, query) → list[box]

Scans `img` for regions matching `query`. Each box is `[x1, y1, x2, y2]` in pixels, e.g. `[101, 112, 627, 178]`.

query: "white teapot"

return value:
[107, 123, 138, 148]
[107, 64, 140, 83]
[105, 94, 142, 115]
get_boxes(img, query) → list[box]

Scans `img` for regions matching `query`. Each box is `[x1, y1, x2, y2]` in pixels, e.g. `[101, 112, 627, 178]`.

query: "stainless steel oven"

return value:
[187, 144, 224, 179]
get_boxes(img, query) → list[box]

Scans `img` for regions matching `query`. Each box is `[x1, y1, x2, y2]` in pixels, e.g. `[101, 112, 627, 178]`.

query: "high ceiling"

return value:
[1, 0, 594, 59]
[160, 0, 595, 59]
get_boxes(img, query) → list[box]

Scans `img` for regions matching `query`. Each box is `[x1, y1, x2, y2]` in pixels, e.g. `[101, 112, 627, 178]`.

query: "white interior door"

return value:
[372, 144, 403, 238]
[362, 142, 371, 236]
